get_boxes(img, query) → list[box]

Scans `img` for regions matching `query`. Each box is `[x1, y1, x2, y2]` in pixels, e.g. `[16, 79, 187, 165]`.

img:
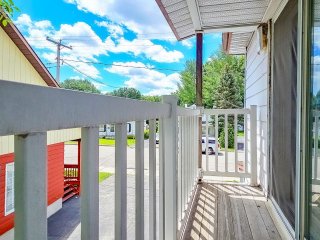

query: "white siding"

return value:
[245, 31, 269, 192]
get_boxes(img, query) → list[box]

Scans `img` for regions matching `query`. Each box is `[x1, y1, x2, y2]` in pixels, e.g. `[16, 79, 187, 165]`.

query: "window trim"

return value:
[5, 162, 14, 216]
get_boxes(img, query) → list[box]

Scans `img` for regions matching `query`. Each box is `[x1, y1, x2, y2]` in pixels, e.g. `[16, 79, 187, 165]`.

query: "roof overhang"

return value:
[0, 13, 59, 87]
[156, 0, 271, 40]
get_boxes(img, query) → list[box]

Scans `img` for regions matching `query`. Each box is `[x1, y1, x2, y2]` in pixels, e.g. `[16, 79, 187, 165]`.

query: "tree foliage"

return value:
[60, 79, 101, 94]
[111, 87, 142, 99]
[214, 66, 242, 109]
[177, 49, 245, 109]
[142, 95, 161, 102]
[0, 0, 20, 26]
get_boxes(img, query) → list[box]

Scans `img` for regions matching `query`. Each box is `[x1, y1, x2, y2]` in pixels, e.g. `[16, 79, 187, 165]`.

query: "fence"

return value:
[202, 106, 257, 185]
[0, 80, 200, 240]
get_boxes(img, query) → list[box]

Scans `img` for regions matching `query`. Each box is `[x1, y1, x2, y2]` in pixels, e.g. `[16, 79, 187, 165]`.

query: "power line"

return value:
[62, 60, 120, 89]
[61, 59, 183, 72]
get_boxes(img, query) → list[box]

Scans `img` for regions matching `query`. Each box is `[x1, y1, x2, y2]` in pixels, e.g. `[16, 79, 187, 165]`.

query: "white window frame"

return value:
[5, 162, 14, 216]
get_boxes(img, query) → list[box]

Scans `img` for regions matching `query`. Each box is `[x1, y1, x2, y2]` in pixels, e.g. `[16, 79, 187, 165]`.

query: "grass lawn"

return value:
[99, 172, 112, 183]
[66, 138, 135, 147]
[237, 131, 244, 137]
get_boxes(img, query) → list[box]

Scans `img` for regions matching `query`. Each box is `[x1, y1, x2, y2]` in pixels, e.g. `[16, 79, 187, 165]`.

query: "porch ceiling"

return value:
[156, 0, 271, 40]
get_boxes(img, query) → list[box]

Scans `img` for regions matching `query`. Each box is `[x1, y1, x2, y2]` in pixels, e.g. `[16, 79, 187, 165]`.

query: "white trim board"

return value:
[266, 198, 295, 239]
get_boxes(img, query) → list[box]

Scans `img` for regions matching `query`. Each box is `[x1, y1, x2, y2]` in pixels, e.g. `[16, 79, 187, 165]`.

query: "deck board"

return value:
[182, 183, 282, 240]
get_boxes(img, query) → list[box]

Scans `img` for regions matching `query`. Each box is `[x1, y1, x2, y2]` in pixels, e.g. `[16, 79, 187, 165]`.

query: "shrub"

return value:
[144, 130, 149, 139]
[127, 134, 135, 139]
[219, 127, 235, 148]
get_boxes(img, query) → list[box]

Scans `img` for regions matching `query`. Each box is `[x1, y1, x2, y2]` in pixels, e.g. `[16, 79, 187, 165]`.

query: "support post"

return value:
[135, 121, 144, 240]
[115, 123, 127, 240]
[250, 105, 258, 186]
[149, 119, 157, 240]
[14, 132, 47, 240]
[81, 127, 99, 240]
[162, 95, 178, 240]
[196, 31, 203, 173]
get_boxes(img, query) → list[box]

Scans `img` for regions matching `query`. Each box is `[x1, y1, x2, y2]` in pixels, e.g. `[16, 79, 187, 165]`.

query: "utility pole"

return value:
[46, 37, 72, 82]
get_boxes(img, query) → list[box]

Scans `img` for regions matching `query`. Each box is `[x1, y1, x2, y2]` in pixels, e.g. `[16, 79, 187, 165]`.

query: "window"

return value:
[5, 163, 14, 215]
[110, 125, 115, 133]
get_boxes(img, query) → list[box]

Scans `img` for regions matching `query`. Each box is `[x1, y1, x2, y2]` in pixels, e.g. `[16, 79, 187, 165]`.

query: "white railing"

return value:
[202, 106, 257, 185]
[313, 110, 320, 184]
[0, 80, 200, 240]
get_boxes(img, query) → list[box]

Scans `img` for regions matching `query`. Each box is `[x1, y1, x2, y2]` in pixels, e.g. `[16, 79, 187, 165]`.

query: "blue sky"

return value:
[13, 0, 221, 95]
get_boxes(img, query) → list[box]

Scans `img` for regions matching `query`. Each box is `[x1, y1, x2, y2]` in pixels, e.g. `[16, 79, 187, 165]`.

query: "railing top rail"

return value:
[203, 108, 250, 115]
[0, 80, 171, 136]
[177, 107, 200, 117]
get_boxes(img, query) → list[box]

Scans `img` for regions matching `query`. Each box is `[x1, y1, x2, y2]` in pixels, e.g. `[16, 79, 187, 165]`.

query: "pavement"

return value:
[48, 141, 245, 239]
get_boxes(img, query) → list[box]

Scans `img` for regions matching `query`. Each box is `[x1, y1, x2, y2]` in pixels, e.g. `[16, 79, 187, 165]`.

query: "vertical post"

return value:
[135, 121, 144, 240]
[215, 114, 219, 172]
[81, 127, 99, 240]
[205, 114, 209, 171]
[149, 119, 157, 240]
[115, 123, 127, 240]
[77, 139, 81, 183]
[159, 118, 165, 240]
[225, 114, 228, 172]
[196, 31, 203, 172]
[314, 115, 318, 179]
[14, 133, 47, 240]
[162, 95, 178, 240]
[234, 115, 238, 172]
[250, 105, 258, 186]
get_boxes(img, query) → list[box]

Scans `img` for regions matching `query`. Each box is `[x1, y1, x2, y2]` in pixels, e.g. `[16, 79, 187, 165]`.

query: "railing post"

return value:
[135, 120, 144, 240]
[161, 95, 178, 240]
[115, 123, 127, 240]
[14, 133, 47, 240]
[81, 127, 99, 240]
[250, 105, 258, 186]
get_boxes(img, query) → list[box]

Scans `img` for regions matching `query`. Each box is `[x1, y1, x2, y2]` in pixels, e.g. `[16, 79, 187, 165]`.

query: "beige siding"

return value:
[0, 28, 46, 86]
[245, 31, 269, 192]
[0, 129, 81, 155]
[0, 27, 81, 154]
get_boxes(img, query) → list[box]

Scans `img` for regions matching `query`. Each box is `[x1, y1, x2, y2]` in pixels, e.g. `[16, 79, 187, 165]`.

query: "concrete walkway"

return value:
[48, 173, 156, 240]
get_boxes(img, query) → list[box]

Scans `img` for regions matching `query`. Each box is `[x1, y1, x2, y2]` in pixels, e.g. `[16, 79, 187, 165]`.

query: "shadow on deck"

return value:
[182, 183, 282, 240]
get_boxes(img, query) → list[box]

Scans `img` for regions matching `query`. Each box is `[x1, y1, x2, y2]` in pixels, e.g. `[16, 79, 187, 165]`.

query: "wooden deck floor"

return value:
[182, 183, 282, 240]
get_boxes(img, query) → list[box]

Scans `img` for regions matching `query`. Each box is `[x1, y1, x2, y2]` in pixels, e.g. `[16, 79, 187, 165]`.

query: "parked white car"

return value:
[202, 137, 219, 155]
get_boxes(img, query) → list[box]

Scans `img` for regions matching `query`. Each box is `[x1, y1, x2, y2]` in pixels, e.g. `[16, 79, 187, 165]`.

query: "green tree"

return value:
[214, 66, 242, 109]
[0, 0, 20, 26]
[177, 60, 196, 106]
[142, 95, 161, 102]
[111, 87, 142, 99]
[60, 79, 101, 94]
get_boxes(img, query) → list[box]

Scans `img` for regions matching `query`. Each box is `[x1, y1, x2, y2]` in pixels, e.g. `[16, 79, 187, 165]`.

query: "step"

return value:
[63, 187, 74, 196]
[63, 191, 76, 202]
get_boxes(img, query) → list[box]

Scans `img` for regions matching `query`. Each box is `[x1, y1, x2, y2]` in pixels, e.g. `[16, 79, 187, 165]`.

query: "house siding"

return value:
[0, 143, 64, 235]
[245, 31, 269, 192]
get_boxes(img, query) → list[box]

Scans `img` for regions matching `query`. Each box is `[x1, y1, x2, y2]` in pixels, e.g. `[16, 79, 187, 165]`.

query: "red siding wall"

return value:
[0, 142, 64, 236]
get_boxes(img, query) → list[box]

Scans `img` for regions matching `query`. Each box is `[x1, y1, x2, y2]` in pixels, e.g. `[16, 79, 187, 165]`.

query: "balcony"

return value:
[0, 80, 280, 240]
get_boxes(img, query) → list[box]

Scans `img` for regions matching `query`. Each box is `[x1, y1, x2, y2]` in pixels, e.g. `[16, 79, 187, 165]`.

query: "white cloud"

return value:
[106, 61, 180, 95]
[181, 39, 193, 49]
[105, 37, 184, 63]
[95, 21, 124, 38]
[64, 0, 174, 40]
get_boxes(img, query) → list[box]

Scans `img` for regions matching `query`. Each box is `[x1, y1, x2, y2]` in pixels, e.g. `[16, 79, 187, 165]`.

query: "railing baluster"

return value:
[314, 115, 319, 179]
[177, 117, 182, 225]
[250, 105, 258, 186]
[81, 127, 99, 240]
[215, 114, 219, 172]
[135, 121, 144, 240]
[149, 119, 157, 240]
[244, 113, 248, 173]
[235, 114, 238, 173]
[205, 114, 209, 171]
[182, 117, 186, 216]
[14, 133, 47, 240]
[115, 123, 127, 240]
[159, 117, 165, 240]
[225, 114, 228, 172]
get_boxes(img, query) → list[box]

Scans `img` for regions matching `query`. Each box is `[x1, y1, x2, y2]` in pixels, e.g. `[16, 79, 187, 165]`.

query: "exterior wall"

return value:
[0, 143, 65, 236]
[245, 31, 269, 192]
[0, 28, 46, 86]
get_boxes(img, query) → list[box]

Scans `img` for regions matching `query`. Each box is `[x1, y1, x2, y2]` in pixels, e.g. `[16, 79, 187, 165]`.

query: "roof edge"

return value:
[0, 12, 59, 88]
[155, 0, 182, 41]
